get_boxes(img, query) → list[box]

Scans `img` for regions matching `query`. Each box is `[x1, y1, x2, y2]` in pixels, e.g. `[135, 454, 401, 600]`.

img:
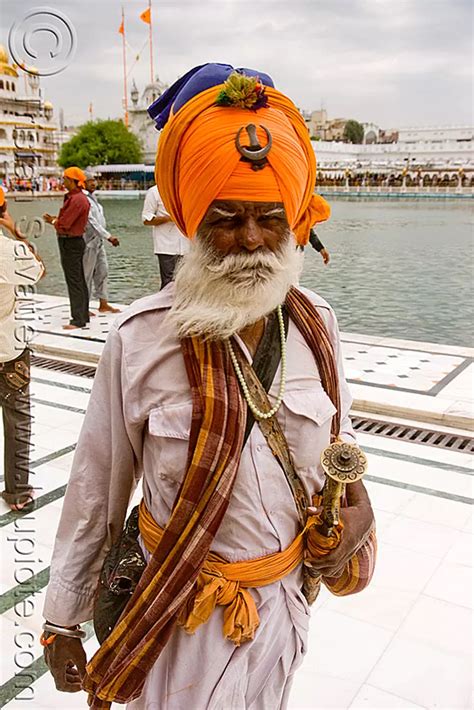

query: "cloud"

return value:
[0, 0, 472, 127]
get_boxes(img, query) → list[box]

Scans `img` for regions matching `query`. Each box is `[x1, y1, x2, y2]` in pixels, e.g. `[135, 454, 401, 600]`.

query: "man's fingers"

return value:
[307, 506, 322, 515]
[54, 672, 82, 693]
[65, 661, 81, 678]
[307, 560, 342, 576]
[56, 681, 82, 693]
[75, 648, 87, 679]
[307, 560, 346, 578]
[55, 659, 85, 692]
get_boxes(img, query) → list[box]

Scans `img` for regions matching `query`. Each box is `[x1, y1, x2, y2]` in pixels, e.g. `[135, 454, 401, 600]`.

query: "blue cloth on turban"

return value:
[147, 62, 275, 130]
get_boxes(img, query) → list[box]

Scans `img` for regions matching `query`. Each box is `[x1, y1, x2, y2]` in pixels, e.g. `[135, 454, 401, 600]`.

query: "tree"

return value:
[58, 120, 143, 168]
[343, 120, 364, 144]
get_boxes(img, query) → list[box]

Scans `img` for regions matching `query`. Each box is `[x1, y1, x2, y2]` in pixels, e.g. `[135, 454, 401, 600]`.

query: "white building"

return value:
[362, 123, 381, 144]
[0, 45, 59, 187]
[398, 126, 473, 143]
[312, 127, 473, 175]
[129, 77, 168, 164]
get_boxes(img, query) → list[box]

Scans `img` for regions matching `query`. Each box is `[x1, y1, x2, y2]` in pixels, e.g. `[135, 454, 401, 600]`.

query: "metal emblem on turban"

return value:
[235, 123, 272, 171]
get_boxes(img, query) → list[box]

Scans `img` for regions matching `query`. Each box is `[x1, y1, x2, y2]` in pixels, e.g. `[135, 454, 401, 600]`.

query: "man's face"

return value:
[171, 199, 302, 339]
[62, 175, 76, 191]
[199, 200, 289, 256]
[85, 178, 97, 192]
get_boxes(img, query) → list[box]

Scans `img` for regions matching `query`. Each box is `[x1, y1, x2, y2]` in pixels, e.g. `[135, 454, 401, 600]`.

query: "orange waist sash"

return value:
[138, 500, 315, 645]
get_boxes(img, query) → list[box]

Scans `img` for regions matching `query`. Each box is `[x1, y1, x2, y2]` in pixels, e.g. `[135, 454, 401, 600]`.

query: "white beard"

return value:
[167, 231, 303, 340]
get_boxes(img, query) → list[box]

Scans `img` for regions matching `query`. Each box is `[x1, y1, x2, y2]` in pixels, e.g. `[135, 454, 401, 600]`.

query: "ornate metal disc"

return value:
[320, 441, 368, 483]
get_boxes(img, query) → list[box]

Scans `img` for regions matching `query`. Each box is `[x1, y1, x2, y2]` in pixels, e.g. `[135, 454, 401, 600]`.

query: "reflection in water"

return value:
[7, 196, 473, 346]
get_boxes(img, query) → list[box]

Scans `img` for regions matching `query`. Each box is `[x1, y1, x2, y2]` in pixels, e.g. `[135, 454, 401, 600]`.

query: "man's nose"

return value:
[238, 218, 265, 251]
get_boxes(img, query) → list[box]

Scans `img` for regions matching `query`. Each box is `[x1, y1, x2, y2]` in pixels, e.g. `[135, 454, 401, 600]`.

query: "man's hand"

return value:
[320, 248, 330, 265]
[306, 480, 374, 578]
[44, 635, 87, 693]
[108, 236, 120, 247]
[143, 215, 172, 227]
[0, 211, 20, 237]
[43, 213, 56, 225]
[0, 209, 33, 242]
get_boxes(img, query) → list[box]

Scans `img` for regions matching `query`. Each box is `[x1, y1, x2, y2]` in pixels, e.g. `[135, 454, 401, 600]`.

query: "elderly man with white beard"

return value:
[42, 65, 376, 710]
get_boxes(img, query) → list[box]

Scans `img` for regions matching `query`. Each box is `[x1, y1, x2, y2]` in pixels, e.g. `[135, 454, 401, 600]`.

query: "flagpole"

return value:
[121, 7, 129, 126]
[149, 0, 154, 83]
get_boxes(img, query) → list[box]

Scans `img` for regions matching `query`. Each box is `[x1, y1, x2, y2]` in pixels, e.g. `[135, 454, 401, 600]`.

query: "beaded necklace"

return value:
[227, 305, 286, 420]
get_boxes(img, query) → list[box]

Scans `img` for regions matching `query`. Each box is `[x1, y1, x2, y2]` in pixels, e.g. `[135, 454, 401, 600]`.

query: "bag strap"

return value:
[232, 344, 308, 528]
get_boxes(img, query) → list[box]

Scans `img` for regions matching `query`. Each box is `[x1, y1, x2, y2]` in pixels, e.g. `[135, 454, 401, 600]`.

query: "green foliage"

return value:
[343, 119, 364, 144]
[58, 120, 143, 168]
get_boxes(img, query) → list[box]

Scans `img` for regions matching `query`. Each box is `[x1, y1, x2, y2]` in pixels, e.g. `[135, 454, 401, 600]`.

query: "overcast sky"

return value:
[1, 0, 472, 129]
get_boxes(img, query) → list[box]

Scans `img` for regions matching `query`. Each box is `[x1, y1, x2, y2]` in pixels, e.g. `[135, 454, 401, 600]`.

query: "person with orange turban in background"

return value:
[43, 64, 376, 709]
[43, 167, 90, 329]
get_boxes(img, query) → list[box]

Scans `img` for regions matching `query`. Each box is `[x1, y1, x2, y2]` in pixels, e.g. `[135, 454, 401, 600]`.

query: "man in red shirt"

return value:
[44, 167, 90, 329]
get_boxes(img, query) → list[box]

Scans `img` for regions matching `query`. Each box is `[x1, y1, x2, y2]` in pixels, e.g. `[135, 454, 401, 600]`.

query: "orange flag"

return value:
[140, 7, 151, 24]
[118, 19, 124, 34]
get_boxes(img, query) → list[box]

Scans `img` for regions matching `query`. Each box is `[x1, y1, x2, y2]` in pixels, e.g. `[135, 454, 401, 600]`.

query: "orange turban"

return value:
[63, 167, 86, 189]
[155, 81, 330, 245]
[0, 186, 5, 207]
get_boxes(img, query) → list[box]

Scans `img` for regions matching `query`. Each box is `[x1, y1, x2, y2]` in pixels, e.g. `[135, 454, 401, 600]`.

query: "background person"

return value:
[309, 227, 330, 264]
[83, 171, 121, 314]
[298, 227, 331, 264]
[142, 183, 189, 289]
[0, 187, 44, 511]
[43, 167, 90, 330]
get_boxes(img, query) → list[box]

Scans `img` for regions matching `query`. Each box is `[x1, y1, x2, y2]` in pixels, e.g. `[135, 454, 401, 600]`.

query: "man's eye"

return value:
[259, 214, 283, 222]
[214, 217, 238, 226]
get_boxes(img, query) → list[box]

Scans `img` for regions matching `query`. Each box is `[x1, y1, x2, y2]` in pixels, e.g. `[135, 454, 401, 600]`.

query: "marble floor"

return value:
[29, 295, 474, 430]
[0, 361, 472, 709]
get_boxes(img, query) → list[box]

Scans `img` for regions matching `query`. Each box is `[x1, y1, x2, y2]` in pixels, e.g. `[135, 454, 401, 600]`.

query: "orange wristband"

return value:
[40, 632, 57, 647]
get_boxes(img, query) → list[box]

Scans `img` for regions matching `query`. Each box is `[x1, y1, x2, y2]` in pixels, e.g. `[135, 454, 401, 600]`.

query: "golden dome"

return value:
[28, 66, 39, 75]
[44, 100, 54, 109]
[0, 44, 19, 77]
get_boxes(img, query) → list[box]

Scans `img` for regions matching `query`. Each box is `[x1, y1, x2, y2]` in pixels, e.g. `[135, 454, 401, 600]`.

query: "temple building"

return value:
[128, 77, 168, 164]
[0, 45, 59, 188]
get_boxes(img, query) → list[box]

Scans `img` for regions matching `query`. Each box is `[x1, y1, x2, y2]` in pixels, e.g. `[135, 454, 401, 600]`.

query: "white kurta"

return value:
[43, 284, 355, 709]
[142, 186, 190, 256]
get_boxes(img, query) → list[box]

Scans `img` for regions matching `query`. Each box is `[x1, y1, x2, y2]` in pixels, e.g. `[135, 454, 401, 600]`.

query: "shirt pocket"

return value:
[281, 386, 336, 472]
[147, 402, 193, 486]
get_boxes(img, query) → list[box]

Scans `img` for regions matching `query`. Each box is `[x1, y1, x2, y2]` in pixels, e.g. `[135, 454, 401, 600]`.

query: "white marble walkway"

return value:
[0, 358, 472, 708]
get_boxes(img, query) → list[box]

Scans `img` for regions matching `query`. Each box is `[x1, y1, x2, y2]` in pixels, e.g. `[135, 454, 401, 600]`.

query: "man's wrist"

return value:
[353, 505, 375, 542]
[43, 621, 86, 639]
[45, 620, 78, 630]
